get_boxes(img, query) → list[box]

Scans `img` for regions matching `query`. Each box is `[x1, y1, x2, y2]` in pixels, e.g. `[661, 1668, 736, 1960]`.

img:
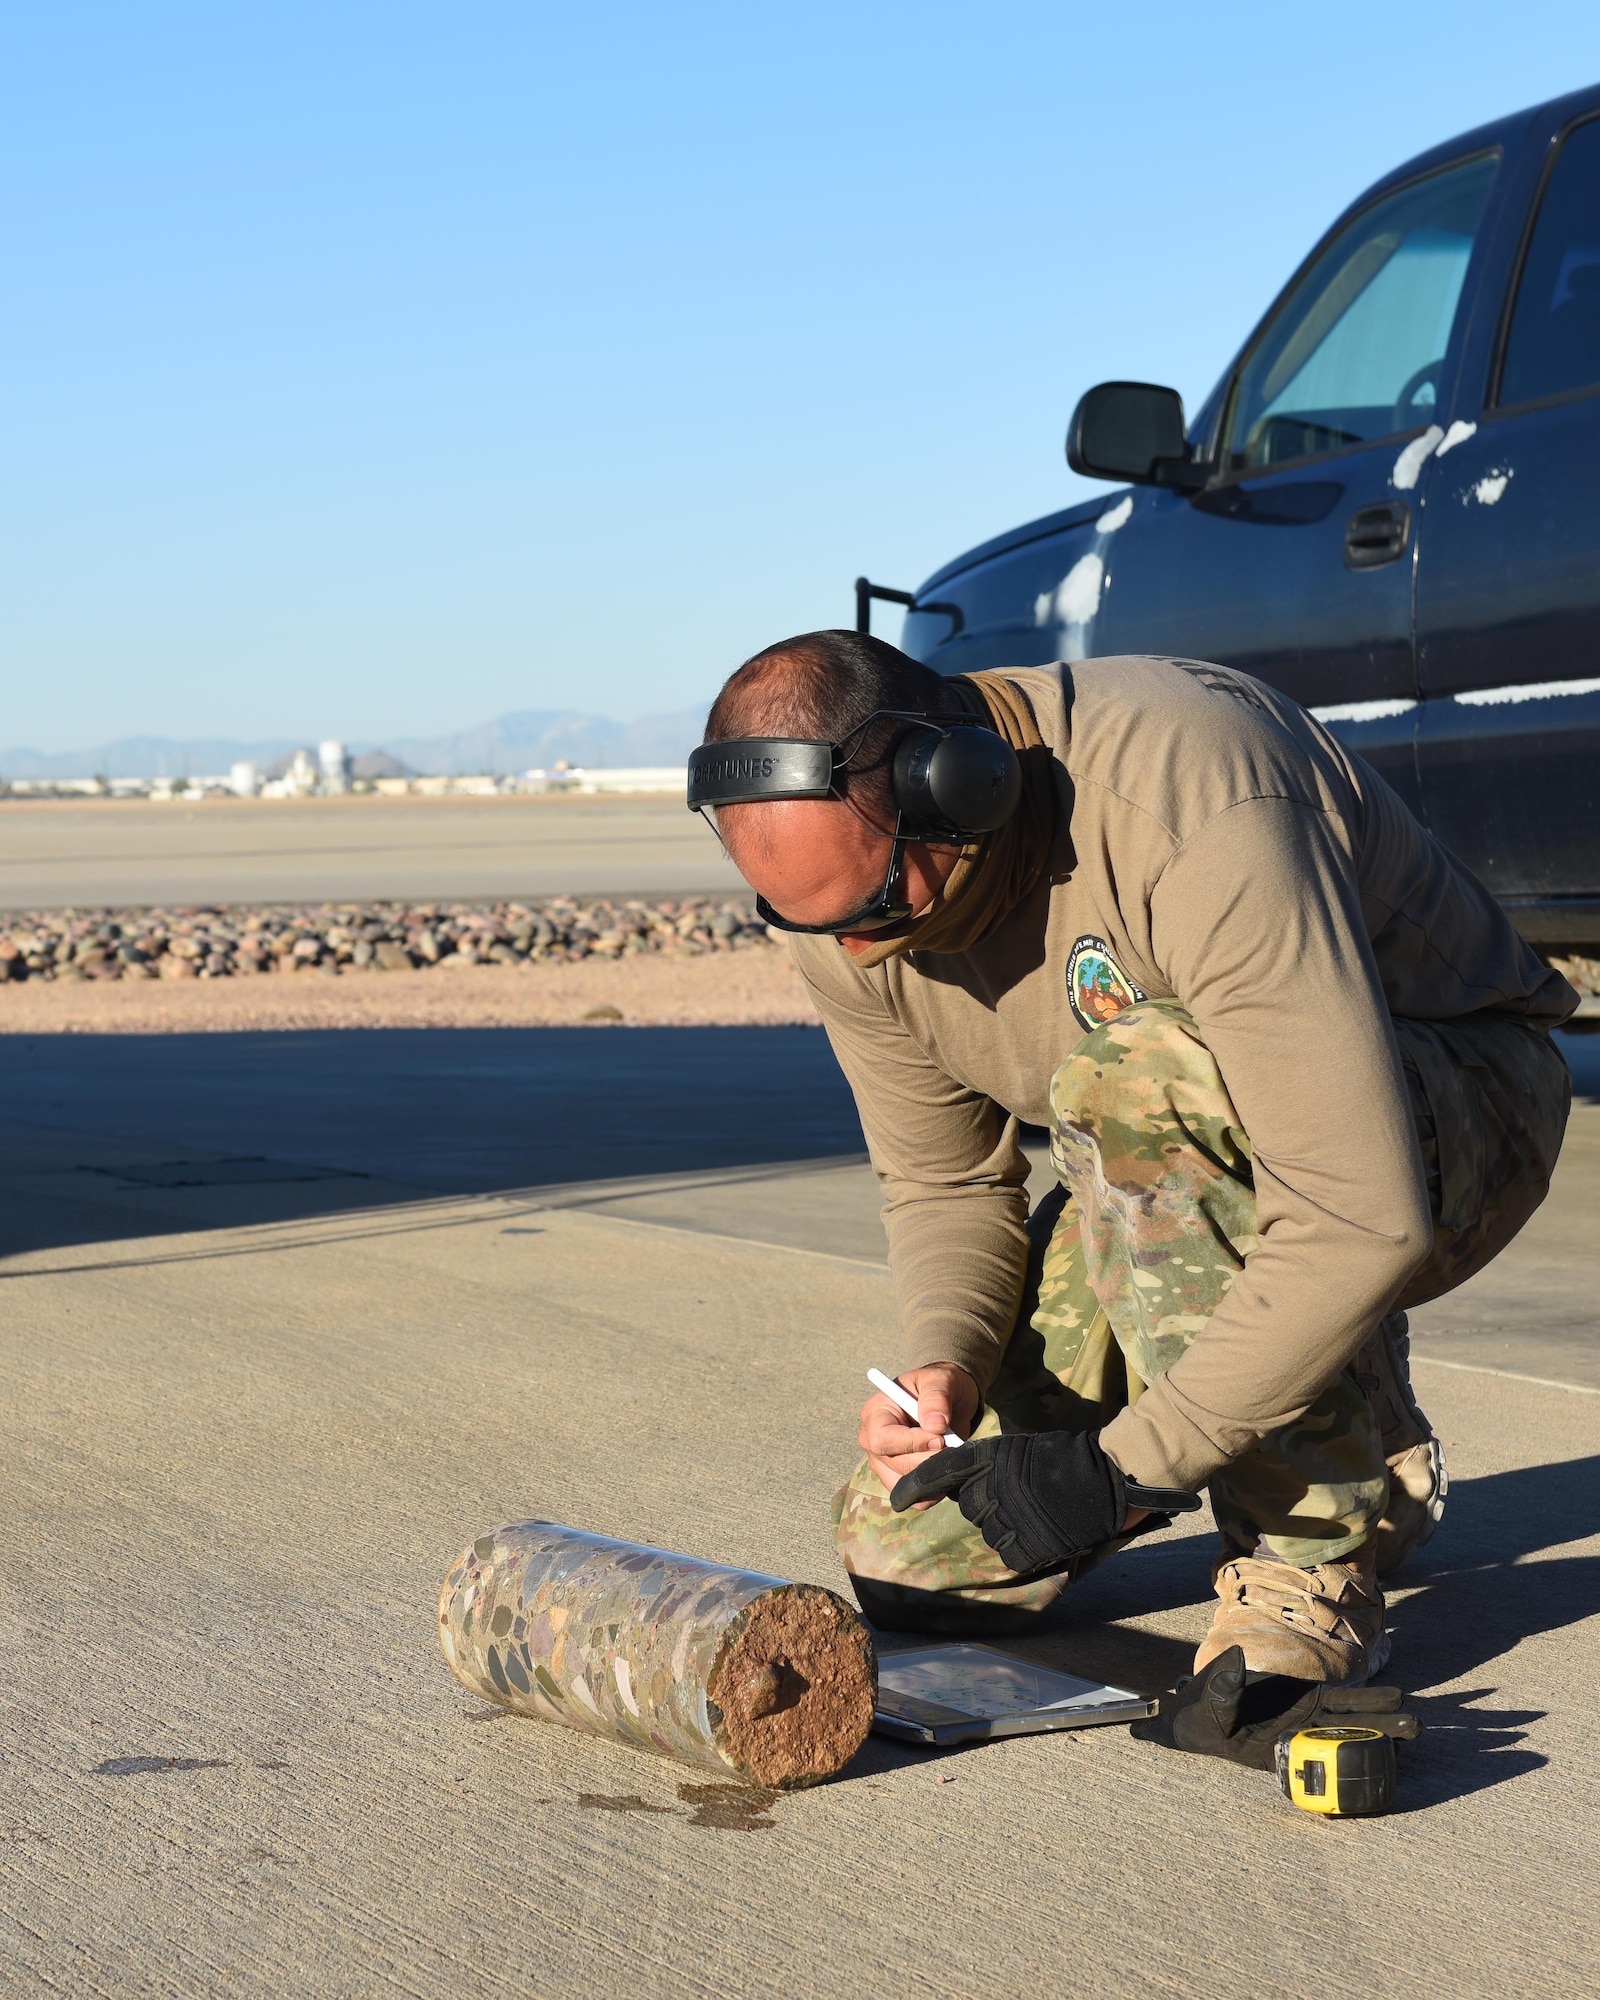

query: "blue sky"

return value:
[4, 2, 1599, 749]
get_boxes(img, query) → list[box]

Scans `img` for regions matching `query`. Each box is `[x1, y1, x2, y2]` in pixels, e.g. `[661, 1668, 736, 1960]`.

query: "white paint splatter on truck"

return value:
[1434, 420, 1478, 457]
[1391, 426, 1445, 490]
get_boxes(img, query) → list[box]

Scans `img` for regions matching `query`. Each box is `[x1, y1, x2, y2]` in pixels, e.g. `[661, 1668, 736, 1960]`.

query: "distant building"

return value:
[319, 740, 352, 794]
[229, 760, 260, 797]
[566, 767, 688, 795]
[258, 747, 323, 798]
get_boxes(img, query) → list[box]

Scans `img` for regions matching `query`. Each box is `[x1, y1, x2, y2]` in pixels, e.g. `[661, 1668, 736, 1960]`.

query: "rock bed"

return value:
[1552, 953, 1600, 998]
[0, 897, 775, 982]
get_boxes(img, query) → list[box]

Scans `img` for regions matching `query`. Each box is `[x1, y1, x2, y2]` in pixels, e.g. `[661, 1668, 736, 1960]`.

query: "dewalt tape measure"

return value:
[1275, 1725, 1396, 1816]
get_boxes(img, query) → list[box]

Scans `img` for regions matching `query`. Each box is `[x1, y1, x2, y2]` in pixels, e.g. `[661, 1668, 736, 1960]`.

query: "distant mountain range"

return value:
[0, 705, 709, 780]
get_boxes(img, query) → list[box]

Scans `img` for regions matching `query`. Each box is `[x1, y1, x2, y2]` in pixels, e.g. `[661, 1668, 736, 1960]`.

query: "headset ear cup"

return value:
[893, 725, 1022, 835]
[891, 727, 943, 825]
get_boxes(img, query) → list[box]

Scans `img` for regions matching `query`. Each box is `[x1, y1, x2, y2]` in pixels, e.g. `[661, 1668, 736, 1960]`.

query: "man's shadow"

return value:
[1378, 1452, 1600, 1804]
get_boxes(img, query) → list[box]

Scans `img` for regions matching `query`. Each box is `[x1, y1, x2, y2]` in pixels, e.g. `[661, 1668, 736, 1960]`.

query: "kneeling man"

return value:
[690, 631, 1574, 1716]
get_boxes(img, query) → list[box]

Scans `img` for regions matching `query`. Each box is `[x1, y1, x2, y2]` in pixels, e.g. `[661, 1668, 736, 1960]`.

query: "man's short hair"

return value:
[704, 629, 963, 830]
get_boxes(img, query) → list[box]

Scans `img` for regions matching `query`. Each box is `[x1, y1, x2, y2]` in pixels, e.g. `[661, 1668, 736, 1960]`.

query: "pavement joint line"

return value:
[1409, 1354, 1600, 1396]
[506, 1151, 871, 1209]
[0, 1196, 555, 1280]
[557, 1205, 893, 1272]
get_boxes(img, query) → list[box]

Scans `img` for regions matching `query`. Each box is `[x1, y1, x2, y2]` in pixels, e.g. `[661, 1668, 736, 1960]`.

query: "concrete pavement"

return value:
[0, 793, 743, 909]
[0, 1027, 1596, 1997]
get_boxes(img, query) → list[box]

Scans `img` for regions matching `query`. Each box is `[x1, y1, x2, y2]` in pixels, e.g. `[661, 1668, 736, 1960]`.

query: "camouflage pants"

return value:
[834, 999, 1570, 1633]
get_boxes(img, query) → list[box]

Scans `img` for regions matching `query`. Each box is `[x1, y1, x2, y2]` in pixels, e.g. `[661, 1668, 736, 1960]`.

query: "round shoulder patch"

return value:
[1066, 935, 1145, 1034]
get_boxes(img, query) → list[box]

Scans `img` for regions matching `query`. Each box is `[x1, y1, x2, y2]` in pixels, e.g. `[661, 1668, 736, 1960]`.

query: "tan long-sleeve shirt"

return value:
[792, 657, 1575, 1492]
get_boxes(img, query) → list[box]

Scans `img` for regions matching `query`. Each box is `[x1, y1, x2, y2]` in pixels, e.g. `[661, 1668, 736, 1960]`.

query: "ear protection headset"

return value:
[687, 710, 1023, 840]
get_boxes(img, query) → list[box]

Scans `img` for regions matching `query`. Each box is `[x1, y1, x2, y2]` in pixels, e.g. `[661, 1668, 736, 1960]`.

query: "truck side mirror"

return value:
[1066, 381, 1208, 491]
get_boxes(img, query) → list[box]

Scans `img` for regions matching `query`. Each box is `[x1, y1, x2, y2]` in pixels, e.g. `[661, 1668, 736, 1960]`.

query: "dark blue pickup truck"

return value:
[870, 83, 1600, 982]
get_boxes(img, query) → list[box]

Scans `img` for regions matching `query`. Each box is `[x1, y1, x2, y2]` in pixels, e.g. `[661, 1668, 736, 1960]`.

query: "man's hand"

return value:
[888, 1430, 1200, 1578]
[860, 1364, 980, 1500]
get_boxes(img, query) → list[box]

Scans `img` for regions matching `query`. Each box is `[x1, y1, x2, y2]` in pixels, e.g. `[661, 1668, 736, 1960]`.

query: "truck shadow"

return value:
[0, 1023, 864, 1262]
[1557, 1026, 1600, 1104]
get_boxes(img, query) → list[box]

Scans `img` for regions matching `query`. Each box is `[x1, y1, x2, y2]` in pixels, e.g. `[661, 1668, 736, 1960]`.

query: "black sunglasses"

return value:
[756, 828, 913, 936]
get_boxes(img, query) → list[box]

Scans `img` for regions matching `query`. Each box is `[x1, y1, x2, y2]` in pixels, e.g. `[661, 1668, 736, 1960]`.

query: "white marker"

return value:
[867, 1368, 964, 1448]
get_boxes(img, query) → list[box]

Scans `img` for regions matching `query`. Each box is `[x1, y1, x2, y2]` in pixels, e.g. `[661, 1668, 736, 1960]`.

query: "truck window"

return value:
[1224, 155, 1497, 471]
[1498, 116, 1600, 408]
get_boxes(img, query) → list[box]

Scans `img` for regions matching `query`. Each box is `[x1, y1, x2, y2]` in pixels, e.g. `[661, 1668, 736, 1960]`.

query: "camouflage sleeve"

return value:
[789, 935, 1030, 1391]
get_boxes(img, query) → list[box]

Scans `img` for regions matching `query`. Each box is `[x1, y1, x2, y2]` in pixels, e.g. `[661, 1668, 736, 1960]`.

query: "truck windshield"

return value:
[1225, 153, 1498, 471]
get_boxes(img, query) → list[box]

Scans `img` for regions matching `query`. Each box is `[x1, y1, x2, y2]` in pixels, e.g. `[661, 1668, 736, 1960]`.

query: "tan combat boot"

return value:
[1356, 1310, 1448, 1577]
[1195, 1538, 1389, 1684]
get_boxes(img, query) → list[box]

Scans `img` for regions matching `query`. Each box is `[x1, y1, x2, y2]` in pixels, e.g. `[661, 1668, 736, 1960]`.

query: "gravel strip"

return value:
[0, 895, 773, 984]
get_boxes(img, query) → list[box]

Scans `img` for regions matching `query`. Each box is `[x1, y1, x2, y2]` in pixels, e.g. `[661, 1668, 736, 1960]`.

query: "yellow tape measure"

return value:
[1276, 1726, 1396, 1816]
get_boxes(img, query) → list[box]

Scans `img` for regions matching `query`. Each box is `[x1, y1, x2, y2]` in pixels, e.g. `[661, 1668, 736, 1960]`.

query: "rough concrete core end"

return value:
[707, 1584, 878, 1789]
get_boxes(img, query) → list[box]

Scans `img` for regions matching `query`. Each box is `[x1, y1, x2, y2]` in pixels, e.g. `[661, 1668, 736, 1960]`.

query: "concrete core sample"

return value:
[438, 1521, 878, 1788]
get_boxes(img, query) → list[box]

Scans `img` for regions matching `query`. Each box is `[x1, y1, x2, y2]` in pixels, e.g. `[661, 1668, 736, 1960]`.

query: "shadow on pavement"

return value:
[1379, 1453, 1600, 1803]
[1393, 1685, 1548, 1808]
[1558, 1026, 1600, 1104]
[855, 1453, 1600, 1796]
[0, 1024, 863, 1260]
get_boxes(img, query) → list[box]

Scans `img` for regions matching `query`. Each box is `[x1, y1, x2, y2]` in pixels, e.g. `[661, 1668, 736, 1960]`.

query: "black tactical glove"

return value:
[888, 1431, 1199, 1581]
[1129, 1646, 1422, 1770]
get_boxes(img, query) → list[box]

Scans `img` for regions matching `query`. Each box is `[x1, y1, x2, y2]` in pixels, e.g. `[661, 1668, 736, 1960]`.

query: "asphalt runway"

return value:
[0, 1025, 1595, 1996]
[0, 792, 743, 909]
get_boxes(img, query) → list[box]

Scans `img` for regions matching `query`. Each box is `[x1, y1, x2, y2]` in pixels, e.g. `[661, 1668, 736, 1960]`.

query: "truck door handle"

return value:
[1343, 500, 1411, 569]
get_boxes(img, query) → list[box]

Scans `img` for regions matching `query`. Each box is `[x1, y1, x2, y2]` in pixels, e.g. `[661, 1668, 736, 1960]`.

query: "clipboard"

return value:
[872, 1641, 1156, 1745]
